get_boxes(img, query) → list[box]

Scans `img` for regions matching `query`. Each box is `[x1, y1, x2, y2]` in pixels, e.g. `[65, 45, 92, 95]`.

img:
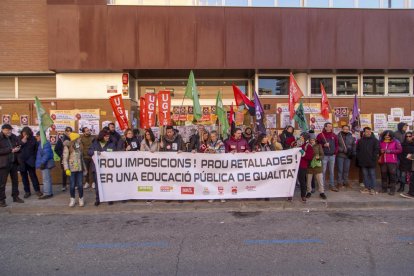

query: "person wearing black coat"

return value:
[117, 128, 141, 151]
[18, 127, 42, 198]
[0, 124, 24, 207]
[88, 130, 116, 206]
[356, 127, 380, 194]
[398, 132, 414, 193]
[108, 123, 121, 145]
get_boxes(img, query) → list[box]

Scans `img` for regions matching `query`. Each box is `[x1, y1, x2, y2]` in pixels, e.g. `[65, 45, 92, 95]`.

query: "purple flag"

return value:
[350, 94, 360, 132]
[254, 91, 266, 134]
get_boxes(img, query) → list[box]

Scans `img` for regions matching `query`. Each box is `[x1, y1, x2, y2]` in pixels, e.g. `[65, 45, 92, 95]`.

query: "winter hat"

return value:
[308, 132, 316, 140]
[69, 132, 80, 141]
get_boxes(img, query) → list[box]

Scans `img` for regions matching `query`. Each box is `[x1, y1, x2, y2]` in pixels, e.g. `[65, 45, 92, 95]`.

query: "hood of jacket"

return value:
[397, 122, 407, 133]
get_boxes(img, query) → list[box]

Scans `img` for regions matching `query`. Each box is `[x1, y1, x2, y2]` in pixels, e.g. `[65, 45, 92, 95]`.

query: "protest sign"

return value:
[93, 149, 301, 201]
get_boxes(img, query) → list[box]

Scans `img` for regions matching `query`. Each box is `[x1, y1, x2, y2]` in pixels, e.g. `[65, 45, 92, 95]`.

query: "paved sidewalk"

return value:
[1, 182, 414, 215]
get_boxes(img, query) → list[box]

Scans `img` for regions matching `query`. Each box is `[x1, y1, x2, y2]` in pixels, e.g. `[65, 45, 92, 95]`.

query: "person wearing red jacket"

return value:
[316, 123, 339, 192]
[224, 128, 250, 153]
[297, 132, 314, 203]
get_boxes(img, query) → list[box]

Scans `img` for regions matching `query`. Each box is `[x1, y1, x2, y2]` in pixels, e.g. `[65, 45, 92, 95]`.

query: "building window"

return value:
[386, 0, 405, 8]
[199, 0, 224, 5]
[336, 76, 358, 95]
[306, 0, 329, 8]
[226, 0, 248, 6]
[138, 80, 248, 100]
[310, 78, 333, 95]
[252, 0, 275, 7]
[278, 0, 301, 7]
[258, 76, 289, 96]
[18, 77, 56, 98]
[333, 0, 355, 8]
[363, 76, 384, 95]
[388, 77, 410, 94]
[0, 77, 15, 99]
[358, 0, 380, 8]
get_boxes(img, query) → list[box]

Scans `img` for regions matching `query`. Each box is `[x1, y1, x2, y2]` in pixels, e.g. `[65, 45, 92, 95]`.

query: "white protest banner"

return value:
[374, 114, 387, 132]
[93, 149, 301, 201]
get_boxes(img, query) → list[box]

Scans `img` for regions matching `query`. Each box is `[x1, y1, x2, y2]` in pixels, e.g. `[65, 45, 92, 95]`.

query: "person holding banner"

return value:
[140, 129, 159, 152]
[188, 125, 205, 153]
[159, 126, 185, 152]
[254, 133, 275, 152]
[205, 131, 225, 154]
[63, 133, 87, 207]
[225, 128, 250, 153]
[197, 131, 210, 153]
[88, 130, 117, 206]
[243, 127, 256, 151]
[117, 128, 140, 152]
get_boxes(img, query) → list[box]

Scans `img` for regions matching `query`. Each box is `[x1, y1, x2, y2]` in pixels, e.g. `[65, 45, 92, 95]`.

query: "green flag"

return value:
[294, 101, 308, 132]
[215, 91, 229, 139]
[34, 96, 54, 148]
[184, 70, 202, 121]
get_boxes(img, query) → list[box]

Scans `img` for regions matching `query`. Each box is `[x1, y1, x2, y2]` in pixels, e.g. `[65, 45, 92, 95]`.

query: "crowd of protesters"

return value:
[1, 121, 414, 208]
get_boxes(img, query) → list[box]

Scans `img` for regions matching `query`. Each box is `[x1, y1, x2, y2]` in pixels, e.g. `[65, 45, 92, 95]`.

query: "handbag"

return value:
[310, 157, 322, 168]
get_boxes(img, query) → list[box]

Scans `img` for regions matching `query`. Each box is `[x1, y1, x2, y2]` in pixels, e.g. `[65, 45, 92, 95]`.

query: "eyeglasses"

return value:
[407, 136, 413, 138]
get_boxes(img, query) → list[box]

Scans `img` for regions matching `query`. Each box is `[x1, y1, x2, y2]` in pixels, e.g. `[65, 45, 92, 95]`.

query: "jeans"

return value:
[70, 171, 84, 198]
[336, 156, 351, 185]
[380, 163, 397, 192]
[322, 155, 336, 187]
[42, 169, 53, 196]
[362, 167, 376, 190]
[93, 172, 100, 202]
[21, 165, 40, 193]
[83, 158, 94, 184]
[401, 171, 412, 187]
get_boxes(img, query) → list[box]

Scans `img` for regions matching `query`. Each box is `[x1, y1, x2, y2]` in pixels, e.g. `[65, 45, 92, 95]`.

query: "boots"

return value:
[0, 200, 7, 207]
[69, 198, 76, 207]
[13, 196, 24, 203]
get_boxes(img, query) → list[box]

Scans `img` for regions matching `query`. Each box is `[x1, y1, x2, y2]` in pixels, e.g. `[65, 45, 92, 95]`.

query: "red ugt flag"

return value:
[320, 82, 330, 120]
[109, 94, 129, 130]
[140, 97, 147, 129]
[289, 73, 304, 120]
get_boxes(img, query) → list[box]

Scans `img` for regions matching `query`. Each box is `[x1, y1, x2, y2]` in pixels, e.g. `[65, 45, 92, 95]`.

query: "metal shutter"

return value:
[18, 76, 56, 98]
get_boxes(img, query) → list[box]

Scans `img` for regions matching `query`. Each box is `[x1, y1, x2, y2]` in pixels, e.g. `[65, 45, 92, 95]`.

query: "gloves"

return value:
[65, 169, 71, 176]
[40, 163, 46, 170]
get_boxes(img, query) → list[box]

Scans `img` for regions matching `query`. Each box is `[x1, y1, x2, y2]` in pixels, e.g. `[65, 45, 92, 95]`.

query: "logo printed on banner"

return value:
[203, 187, 210, 195]
[160, 186, 174, 192]
[231, 186, 238, 195]
[137, 186, 153, 192]
[181, 187, 195, 195]
[245, 185, 257, 192]
[218, 186, 224, 195]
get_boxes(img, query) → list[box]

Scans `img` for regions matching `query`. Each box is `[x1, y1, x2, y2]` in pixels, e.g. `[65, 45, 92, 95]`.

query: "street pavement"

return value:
[1, 183, 414, 275]
[1, 209, 413, 275]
